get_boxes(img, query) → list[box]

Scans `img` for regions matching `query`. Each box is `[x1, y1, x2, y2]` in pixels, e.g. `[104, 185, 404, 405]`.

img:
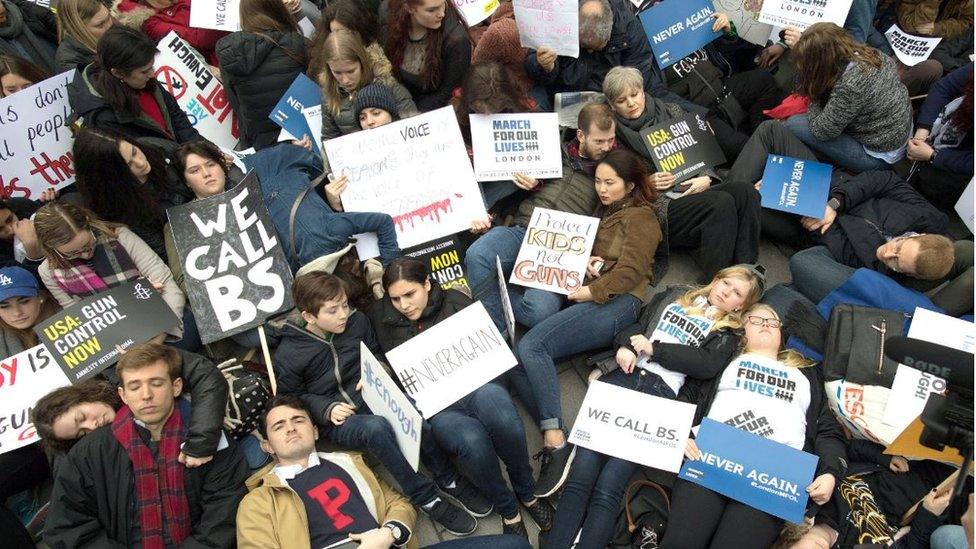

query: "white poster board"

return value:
[496, 255, 516, 347]
[189, 0, 242, 32]
[714, 0, 774, 46]
[470, 113, 562, 181]
[514, 0, 580, 58]
[509, 207, 599, 295]
[323, 106, 487, 248]
[956, 178, 974, 233]
[758, 0, 854, 30]
[0, 70, 75, 199]
[386, 302, 517, 418]
[155, 32, 239, 149]
[0, 345, 71, 454]
[568, 380, 696, 472]
[885, 25, 942, 67]
[452, 0, 500, 26]
[360, 343, 421, 471]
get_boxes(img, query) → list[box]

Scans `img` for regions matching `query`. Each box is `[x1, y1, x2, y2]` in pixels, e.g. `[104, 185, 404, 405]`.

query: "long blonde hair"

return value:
[318, 30, 374, 116]
[56, 0, 105, 53]
[33, 201, 121, 270]
[742, 303, 815, 369]
[676, 266, 765, 332]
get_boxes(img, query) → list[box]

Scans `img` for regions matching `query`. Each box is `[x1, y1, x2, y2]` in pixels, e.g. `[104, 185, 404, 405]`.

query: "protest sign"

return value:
[302, 104, 323, 152]
[167, 172, 294, 344]
[452, 0, 500, 26]
[360, 343, 421, 471]
[35, 280, 181, 382]
[189, 0, 242, 31]
[568, 380, 696, 472]
[514, 0, 580, 58]
[642, 113, 725, 183]
[714, 0, 773, 46]
[679, 419, 818, 523]
[509, 208, 599, 295]
[956, 178, 974, 233]
[155, 32, 239, 149]
[759, 155, 832, 218]
[0, 345, 70, 454]
[386, 302, 517, 418]
[404, 235, 470, 293]
[323, 106, 487, 248]
[639, 0, 722, 68]
[758, 0, 854, 30]
[270, 73, 322, 155]
[885, 25, 942, 67]
[497, 256, 516, 348]
[0, 70, 75, 199]
[470, 113, 562, 181]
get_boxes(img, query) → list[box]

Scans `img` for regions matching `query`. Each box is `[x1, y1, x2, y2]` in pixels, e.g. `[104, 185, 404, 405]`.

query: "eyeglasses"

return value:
[745, 316, 782, 328]
[56, 230, 96, 260]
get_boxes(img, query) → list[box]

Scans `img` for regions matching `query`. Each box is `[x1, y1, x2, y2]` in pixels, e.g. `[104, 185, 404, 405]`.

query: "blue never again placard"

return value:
[269, 73, 322, 154]
[759, 154, 833, 219]
[639, 0, 723, 68]
[679, 419, 819, 523]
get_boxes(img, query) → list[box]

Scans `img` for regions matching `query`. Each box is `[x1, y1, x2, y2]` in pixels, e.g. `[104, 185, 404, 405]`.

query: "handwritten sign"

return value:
[155, 32, 239, 149]
[0, 70, 75, 199]
[759, 154, 832, 218]
[885, 25, 943, 67]
[0, 345, 70, 454]
[452, 0, 500, 26]
[470, 112, 562, 181]
[639, 0, 722, 68]
[270, 73, 322, 154]
[514, 0, 579, 58]
[404, 235, 469, 293]
[509, 207, 599, 295]
[323, 107, 487, 248]
[758, 0, 854, 30]
[714, 0, 773, 46]
[386, 302, 517, 418]
[642, 113, 725, 183]
[360, 343, 421, 471]
[189, 0, 242, 31]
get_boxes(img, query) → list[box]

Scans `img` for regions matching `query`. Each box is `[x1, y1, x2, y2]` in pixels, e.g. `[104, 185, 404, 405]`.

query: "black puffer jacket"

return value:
[0, 0, 58, 72]
[54, 34, 94, 74]
[368, 284, 471, 354]
[216, 30, 307, 150]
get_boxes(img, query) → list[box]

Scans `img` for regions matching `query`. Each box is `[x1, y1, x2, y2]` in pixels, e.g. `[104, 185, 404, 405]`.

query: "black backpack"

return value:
[609, 480, 671, 549]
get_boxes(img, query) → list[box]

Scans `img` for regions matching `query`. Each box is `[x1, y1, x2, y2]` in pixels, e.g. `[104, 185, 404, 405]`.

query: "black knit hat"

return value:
[355, 83, 399, 120]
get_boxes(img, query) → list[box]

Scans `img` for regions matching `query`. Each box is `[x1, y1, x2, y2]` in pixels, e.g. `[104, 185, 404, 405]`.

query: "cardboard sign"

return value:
[514, 0, 580, 58]
[323, 107, 487, 248]
[496, 255, 516, 347]
[270, 73, 322, 155]
[404, 235, 470, 293]
[166, 172, 294, 344]
[35, 281, 181, 382]
[0, 70, 75, 199]
[0, 345, 70, 454]
[956, 178, 974, 233]
[642, 113, 725, 183]
[360, 343, 421, 471]
[386, 302, 517, 418]
[509, 208, 599, 295]
[470, 113, 563, 181]
[452, 0, 500, 26]
[639, 0, 722, 68]
[189, 0, 242, 31]
[714, 0, 773, 46]
[679, 419, 818, 523]
[758, 0, 854, 30]
[155, 32, 239, 149]
[759, 155, 832, 218]
[568, 380, 696, 472]
[885, 25, 942, 67]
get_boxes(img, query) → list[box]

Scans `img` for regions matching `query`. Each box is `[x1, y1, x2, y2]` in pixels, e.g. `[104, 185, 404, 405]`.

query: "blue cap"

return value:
[0, 267, 39, 302]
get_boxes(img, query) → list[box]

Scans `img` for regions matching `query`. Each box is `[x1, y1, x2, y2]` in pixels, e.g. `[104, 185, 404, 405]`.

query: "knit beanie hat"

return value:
[355, 83, 399, 119]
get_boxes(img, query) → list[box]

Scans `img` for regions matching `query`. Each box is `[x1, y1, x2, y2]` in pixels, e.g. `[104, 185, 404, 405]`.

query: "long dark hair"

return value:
[91, 25, 158, 118]
[308, 0, 381, 79]
[239, 0, 308, 67]
[0, 54, 50, 97]
[597, 150, 658, 207]
[382, 257, 429, 289]
[453, 62, 532, 129]
[33, 379, 123, 454]
[386, 0, 445, 90]
[792, 23, 883, 102]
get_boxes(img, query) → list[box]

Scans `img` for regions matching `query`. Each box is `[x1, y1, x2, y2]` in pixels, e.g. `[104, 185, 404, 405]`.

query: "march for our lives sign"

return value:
[269, 73, 322, 154]
[639, 0, 722, 68]
[679, 419, 818, 523]
[759, 155, 832, 219]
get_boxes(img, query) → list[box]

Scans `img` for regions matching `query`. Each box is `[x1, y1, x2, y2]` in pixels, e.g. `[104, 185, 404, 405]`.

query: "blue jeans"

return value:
[428, 383, 536, 520]
[426, 534, 531, 549]
[237, 434, 271, 470]
[465, 226, 566, 336]
[931, 525, 968, 549]
[548, 369, 676, 549]
[516, 294, 642, 431]
[844, 0, 879, 43]
[789, 246, 855, 303]
[783, 115, 893, 173]
[479, 181, 520, 210]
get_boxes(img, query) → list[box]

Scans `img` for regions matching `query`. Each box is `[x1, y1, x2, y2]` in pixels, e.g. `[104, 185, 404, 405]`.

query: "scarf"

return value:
[50, 233, 141, 297]
[112, 404, 191, 548]
[612, 96, 685, 160]
[0, 1, 55, 71]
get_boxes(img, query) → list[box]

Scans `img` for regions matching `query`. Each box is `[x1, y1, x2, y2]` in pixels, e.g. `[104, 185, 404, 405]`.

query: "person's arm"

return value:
[415, 30, 471, 111]
[177, 350, 230, 458]
[373, 466, 417, 540]
[916, 64, 972, 130]
[44, 451, 126, 549]
[338, 212, 402, 266]
[160, 87, 204, 144]
[524, 49, 559, 86]
[117, 227, 186, 336]
[892, 506, 945, 548]
[806, 74, 863, 142]
[653, 330, 740, 380]
[846, 439, 893, 468]
[587, 212, 661, 303]
[611, 288, 676, 353]
[236, 490, 284, 549]
[274, 344, 344, 425]
[831, 171, 949, 234]
[933, 4, 974, 39]
[897, 0, 941, 35]
[38, 261, 79, 308]
[163, 224, 185, 290]
[141, 10, 225, 53]
[181, 445, 249, 549]
[811, 378, 848, 481]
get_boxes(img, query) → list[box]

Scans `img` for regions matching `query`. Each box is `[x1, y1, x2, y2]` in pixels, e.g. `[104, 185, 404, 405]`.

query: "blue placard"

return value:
[639, 0, 723, 69]
[679, 419, 819, 523]
[269, 73, 322, 154]
[759, 154, 833, 219]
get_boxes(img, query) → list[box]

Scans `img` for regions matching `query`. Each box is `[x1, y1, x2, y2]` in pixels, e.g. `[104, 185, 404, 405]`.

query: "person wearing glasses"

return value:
[659, 303, 847, 549]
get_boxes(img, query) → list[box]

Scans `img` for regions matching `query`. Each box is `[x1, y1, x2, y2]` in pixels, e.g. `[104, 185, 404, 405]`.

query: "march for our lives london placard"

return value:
[759, 155, 832, 218]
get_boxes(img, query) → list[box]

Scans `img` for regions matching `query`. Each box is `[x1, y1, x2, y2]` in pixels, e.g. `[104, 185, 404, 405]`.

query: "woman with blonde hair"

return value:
[53, 0, 113, 72]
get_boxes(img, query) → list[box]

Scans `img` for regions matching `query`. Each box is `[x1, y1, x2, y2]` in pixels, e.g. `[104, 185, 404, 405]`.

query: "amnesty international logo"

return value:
[132, 282, 153, 300]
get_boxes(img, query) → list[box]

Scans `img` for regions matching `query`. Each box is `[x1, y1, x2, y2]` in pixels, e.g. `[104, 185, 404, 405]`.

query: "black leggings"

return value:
[659, 479, 783, 549]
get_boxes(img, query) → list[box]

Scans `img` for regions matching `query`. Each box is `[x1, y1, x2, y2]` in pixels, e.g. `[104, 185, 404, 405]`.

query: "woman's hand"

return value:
[684, 438, 701, 461]
[568, 286, 593, 302]
[282, 0, 301, 13]
[648, 171, 676, 191]
[913, 128, 931, 141]
[889, 455, 910, 473]
[616, 347, 638, 374]
[38, 188, 58, 202]
[179, 453, 214, 468]
[712, 12, 731, 33]
[629, 334, 653, 356]
[513, 173, 541, 191]
[586, 256, 605, 278]
[783, 26, 802, 48]
[680, 175, 711, 197]
[325, 174, 347, 211]
[806, 473, 836, 505]
[800, 205, 837, 234]
[470, 216, 493, 234]
[349, 528, 395, 549]
[915, 21, 936, 35]
[536, 47, 557, 73]
[907, 138, 936, 162]
[757, 44, 785, 68]
[922, 488, 952, 515]
[330, 403, 357, 426]
[291, 134, 313, 151]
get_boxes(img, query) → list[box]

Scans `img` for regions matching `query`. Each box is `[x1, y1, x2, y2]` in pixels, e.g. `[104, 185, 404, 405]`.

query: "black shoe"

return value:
[441, 477, 493, 517]
[533, 444, 576, 498]
[523, 497, 555, 532]
[424, 498, 477, 536]
[502, 517, 529, 539]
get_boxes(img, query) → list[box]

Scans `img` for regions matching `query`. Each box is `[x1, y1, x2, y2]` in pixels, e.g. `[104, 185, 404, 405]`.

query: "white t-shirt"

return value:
[637, 298, 716, 395]
[706, 353, 811, 450]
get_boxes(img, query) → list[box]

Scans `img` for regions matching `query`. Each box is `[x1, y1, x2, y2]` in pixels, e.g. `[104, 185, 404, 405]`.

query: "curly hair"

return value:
[32, 379, 122, 454]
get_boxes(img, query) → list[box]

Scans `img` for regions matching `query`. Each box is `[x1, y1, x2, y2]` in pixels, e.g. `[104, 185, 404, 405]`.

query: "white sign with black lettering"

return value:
[189, 0, 242, 31]
[360, 343, 421, 471]
[496, 255, 516, 347]
[758, 0, 854, 30]
[885, 25, 942, 67]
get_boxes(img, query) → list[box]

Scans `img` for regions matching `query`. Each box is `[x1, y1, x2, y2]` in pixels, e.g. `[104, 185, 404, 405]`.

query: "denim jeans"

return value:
[170, 306, 202, 352]
[783, 115, 893, 173]
[547, 369, 676, 549]
[479, 181, 520, 210]
[844, 0, 879, 43]
[237, 434, 271, 470]
[516, 294, 642, 431]
[931, 525, 969, 549]
[465, 226, 566, 336]
[788, 246, 856, 303]
[428, 383, 536, 519]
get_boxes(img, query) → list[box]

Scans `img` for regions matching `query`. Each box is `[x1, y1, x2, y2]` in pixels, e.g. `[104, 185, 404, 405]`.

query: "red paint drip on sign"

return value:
[394, 198, 456, 231]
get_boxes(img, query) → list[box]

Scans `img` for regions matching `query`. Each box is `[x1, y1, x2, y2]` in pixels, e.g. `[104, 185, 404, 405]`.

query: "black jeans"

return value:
[659, 479, 783, 549]
[725, 69, 788, 133]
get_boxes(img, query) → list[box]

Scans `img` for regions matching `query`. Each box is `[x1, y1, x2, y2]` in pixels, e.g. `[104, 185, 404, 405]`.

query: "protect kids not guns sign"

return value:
[509, 208, 599, 295]
[0, 345, 70, 454]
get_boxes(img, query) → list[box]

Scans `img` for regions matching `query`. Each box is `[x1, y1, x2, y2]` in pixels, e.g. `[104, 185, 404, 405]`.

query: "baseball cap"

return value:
[0, 266, 39, 302]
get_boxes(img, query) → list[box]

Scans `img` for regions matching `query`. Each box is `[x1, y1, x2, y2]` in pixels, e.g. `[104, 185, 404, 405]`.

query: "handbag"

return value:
[609, 480, 670, 549]
[822, 304, 907, 387]
[217, 358, 272, 439]
[691, 67, 747, 129]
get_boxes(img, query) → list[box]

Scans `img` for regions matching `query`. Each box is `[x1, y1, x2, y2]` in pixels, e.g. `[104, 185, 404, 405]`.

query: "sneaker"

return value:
[424, 498, 477, 536]
[441, 477, 493, 517]
[524, 498, 555, 532]
[502, 517, 529, 539]
[533, 444, 576, 498]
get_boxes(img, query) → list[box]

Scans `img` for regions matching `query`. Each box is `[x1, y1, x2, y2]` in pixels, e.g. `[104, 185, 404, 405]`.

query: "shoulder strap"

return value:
[288, 187, 312, 264]
[624, 480, 670, 533]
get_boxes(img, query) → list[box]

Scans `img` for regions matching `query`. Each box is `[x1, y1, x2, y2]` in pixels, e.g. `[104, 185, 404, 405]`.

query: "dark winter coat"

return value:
[393, 15, 470, 111]
[54, 34, 94, 74]
[0, 0, 58, 72]
[510, 138, 601, 228]
[368, 284, 471, 354]
[915, 64, 974, 176]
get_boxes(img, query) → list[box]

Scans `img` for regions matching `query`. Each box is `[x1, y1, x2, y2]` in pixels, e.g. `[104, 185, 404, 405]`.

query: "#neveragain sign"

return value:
[514, 0, 580, 58]
[639, 0, 722, 68]
[323, 107, 487, 248]
[0, 70, 75, 199]
[470, 112, 562, 181]
[568, 380, 696, 472]
[189, 0, 242, 32]
[885, 25, 943, 67]
[758, 0, 854, 30]
[759, 154, 832, 218]
[0, 345, 70, 454]
[386, 302, 517, 418]
[509, 208, 599, 295]
[360, 343, 422, 471]
[679, 419, 818, 523]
